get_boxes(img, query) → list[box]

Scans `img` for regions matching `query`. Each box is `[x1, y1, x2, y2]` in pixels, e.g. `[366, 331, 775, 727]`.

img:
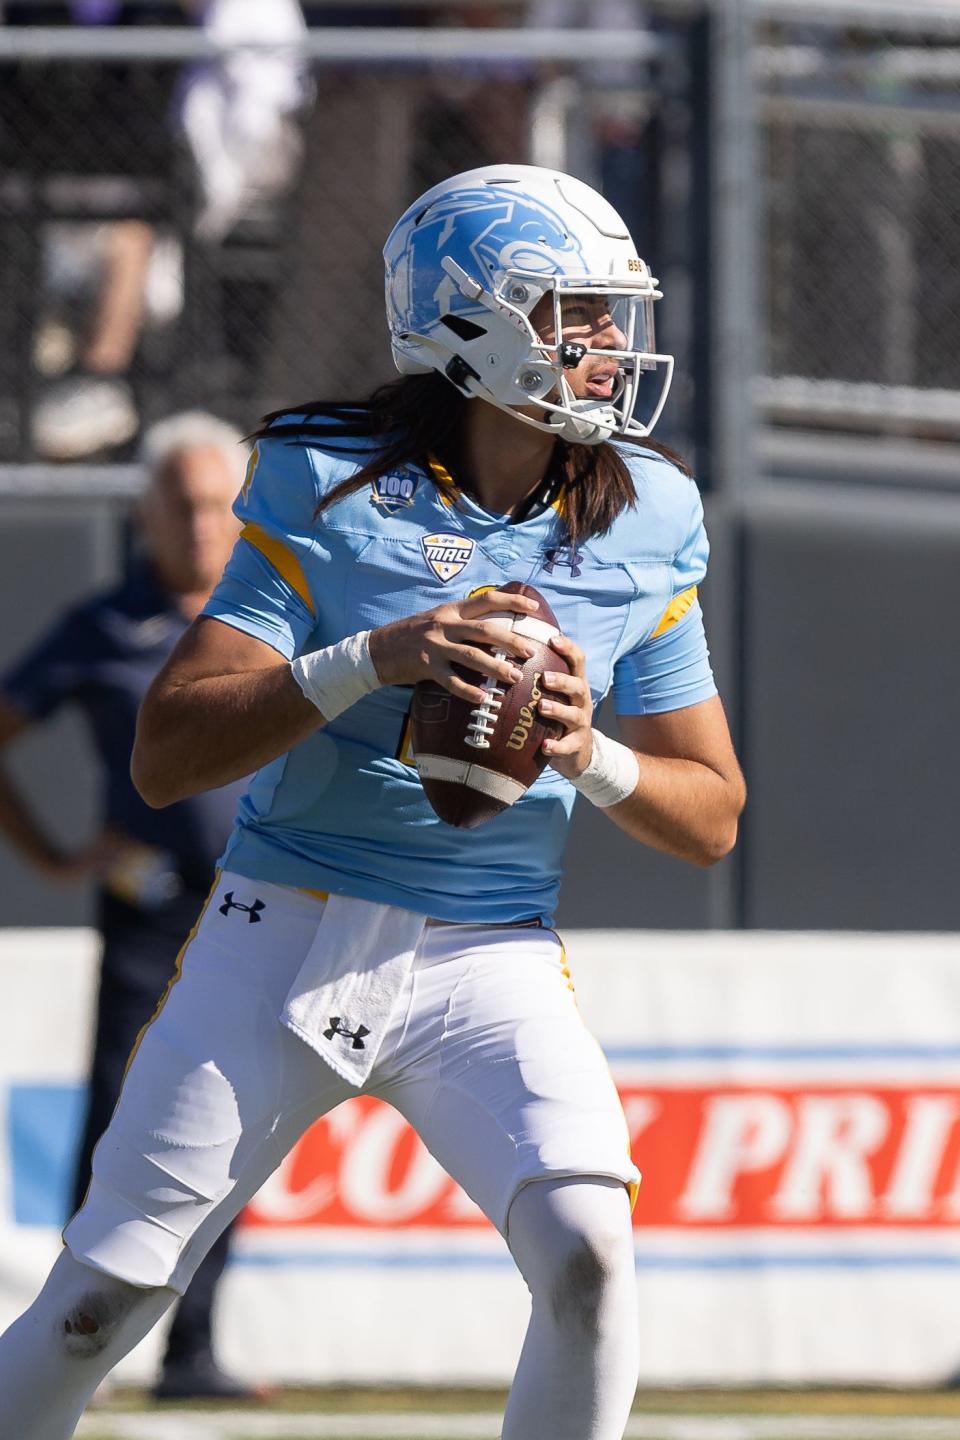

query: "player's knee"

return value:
[58, 1276, 156, 1361]
[550, 1231, 622, 1340]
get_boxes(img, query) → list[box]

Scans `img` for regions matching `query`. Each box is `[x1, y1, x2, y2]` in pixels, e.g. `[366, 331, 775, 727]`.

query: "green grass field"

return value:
[74, 1386, 960, 1440]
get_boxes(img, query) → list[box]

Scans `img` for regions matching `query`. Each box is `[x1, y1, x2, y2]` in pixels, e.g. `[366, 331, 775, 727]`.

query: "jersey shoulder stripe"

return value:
[240, 522, 316, 615]
[650, 584, 698, 639]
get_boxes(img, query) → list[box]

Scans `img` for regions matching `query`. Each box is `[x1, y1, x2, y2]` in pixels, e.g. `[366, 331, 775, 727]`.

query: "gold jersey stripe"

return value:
[300, 887, 330, 902]
[649, 585, 698, 640]
[426, 452, 459, 505]
[241, 522, 315, 615]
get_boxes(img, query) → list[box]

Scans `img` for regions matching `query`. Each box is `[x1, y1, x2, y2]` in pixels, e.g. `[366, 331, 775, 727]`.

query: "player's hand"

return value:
[539, 635, 595, 778]
[35, 830, 123, 883]
[35, 848, 93, 882]
[369, 588, 540, 703]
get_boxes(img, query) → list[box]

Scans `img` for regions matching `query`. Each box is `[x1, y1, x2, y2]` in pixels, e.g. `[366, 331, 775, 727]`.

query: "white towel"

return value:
[280, 893, 426, 1087]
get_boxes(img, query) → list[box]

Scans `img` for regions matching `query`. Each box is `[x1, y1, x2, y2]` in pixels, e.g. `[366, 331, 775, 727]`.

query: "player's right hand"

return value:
[369, 588, 540, 703]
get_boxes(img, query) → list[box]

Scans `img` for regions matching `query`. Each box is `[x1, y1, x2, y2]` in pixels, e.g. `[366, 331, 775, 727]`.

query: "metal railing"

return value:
[0, 17, 703, 473]
[711, 0, 960, 494]
[0, 26, 661, 60]
[1, 1, 959, 486]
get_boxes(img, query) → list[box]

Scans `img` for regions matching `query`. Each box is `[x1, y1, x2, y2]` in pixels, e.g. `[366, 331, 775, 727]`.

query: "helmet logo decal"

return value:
[420, 532, 476, 584]
[388, 188, 586, 340]
[433, 273, 459, 314]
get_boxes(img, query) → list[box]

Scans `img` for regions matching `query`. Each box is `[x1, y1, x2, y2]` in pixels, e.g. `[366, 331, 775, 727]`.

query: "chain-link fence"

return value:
[756, 6, 960, 441]
[2, 3, 960, 476]
[0, 14, 701, 469]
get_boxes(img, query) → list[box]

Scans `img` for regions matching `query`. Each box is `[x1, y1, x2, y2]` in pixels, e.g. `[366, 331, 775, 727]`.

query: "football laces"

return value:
[464, 648, 509, 750]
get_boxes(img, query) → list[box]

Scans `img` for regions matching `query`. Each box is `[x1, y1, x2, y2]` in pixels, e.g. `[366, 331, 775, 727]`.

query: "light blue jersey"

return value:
[202, 420, 717, 924]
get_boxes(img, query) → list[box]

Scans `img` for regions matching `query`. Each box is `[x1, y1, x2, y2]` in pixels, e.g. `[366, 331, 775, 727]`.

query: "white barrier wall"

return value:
[3, 928, 960, 1387]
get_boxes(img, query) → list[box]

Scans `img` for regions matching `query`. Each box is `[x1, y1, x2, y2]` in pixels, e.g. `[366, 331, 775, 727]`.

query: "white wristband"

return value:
[290, 631, 380, 722]
[570, 728, 640, 809]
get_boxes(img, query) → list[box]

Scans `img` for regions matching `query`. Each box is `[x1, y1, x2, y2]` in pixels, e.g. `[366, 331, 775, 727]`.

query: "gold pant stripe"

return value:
[62, 874, 220, 1241]
[120, 872, 220, 1086]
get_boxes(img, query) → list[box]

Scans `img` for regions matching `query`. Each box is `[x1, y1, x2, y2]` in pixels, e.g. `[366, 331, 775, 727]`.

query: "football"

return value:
[411, 581, 572, 829]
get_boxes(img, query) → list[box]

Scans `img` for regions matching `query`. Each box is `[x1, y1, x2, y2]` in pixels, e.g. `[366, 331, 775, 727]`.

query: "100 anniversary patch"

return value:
[370, 471, 419, 516]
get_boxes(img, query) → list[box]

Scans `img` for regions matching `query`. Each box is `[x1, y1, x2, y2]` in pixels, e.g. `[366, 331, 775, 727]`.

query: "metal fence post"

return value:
[711, 0, 760, 499]
[707, 0, 761, 928]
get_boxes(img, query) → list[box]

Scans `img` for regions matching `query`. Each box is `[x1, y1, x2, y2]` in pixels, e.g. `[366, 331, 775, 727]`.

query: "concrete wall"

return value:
[0, 475, 957, 931]
[0, 497, 123, 927]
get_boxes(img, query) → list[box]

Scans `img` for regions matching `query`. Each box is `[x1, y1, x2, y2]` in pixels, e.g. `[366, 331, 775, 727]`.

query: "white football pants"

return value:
[0, 875, 641, 1437]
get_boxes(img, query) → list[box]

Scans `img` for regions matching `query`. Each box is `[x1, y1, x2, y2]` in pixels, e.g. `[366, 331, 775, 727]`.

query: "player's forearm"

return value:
[132, 665, 325, 807]
[602, 751, 745, 866]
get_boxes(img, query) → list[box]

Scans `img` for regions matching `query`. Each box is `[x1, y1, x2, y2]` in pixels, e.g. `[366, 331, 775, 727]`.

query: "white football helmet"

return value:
[383, 163, 673, 445]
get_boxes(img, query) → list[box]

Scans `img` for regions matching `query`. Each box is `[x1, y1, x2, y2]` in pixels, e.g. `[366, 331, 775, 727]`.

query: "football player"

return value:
[0, 165, 745, 1440]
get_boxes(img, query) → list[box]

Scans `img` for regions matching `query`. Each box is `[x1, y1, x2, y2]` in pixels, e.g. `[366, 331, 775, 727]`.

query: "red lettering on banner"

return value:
[240, 1086, 960, 1231]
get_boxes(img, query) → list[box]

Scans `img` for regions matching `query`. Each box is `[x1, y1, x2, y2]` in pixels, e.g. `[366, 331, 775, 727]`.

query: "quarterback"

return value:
[0, 165, 745, 1439]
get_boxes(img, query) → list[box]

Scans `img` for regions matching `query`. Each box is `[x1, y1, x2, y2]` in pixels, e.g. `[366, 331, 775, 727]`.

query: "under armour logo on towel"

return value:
[323, 1017, 370, 1049]
[218, 892, 266, 923]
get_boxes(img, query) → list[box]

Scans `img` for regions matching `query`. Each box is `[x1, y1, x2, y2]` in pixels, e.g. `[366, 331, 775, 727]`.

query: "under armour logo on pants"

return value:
[323, 1017, 370, 1049]
[218, 892, 266, 923]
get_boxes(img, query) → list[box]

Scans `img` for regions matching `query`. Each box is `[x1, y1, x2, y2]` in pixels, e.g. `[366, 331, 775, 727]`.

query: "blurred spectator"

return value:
[0, 413, 266, 1401]
[5, 1, 313, 460]
[31, 220, 156, 461]
[413, 3, 530, 189]
[174, 0, 312, 243]
[527, 0, 658, 260]
[3, 2, 187, 459]
[301, 4, 425, 24]
[258, 1, 429, 405]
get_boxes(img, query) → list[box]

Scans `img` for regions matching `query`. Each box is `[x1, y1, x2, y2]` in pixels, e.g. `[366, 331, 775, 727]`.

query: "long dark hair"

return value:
[256, 373, 691, 550]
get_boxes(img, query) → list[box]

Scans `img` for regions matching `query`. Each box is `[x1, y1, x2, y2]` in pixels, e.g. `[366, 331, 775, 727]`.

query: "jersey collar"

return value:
[425, 452, 566, 526]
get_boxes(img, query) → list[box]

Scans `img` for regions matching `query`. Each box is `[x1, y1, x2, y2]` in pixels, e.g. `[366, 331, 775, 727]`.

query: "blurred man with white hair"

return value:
[0, 412, 264, 1400]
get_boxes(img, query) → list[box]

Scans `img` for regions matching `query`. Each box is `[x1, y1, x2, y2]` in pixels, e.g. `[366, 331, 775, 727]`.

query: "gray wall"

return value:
[0, 478, 957, 931]
[738, 480, 960, 931]
[0, 498, 123, 928]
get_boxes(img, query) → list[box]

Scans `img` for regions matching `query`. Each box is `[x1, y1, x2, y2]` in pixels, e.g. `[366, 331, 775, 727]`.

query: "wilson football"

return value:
[411, 581, 572, 829]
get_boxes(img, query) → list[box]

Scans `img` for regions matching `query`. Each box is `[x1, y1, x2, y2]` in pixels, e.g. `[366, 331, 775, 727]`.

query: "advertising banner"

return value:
[3, 928, 960, 1385]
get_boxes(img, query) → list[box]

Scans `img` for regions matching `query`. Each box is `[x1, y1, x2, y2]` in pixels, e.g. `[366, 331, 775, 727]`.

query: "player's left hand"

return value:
[539, 635, 594, 779]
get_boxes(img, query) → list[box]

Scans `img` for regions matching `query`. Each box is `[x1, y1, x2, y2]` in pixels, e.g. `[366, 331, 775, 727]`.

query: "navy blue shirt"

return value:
[1, 562, 245, 896]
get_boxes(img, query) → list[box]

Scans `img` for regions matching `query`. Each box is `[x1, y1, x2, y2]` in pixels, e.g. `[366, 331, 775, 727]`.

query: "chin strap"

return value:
[394, 329, 620, 445]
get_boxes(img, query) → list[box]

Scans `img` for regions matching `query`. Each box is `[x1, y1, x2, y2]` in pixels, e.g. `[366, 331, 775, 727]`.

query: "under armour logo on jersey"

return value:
[218, 892, 266, 923]
[542, 546, 584, 578]
[323, 1017, 370, 1049]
